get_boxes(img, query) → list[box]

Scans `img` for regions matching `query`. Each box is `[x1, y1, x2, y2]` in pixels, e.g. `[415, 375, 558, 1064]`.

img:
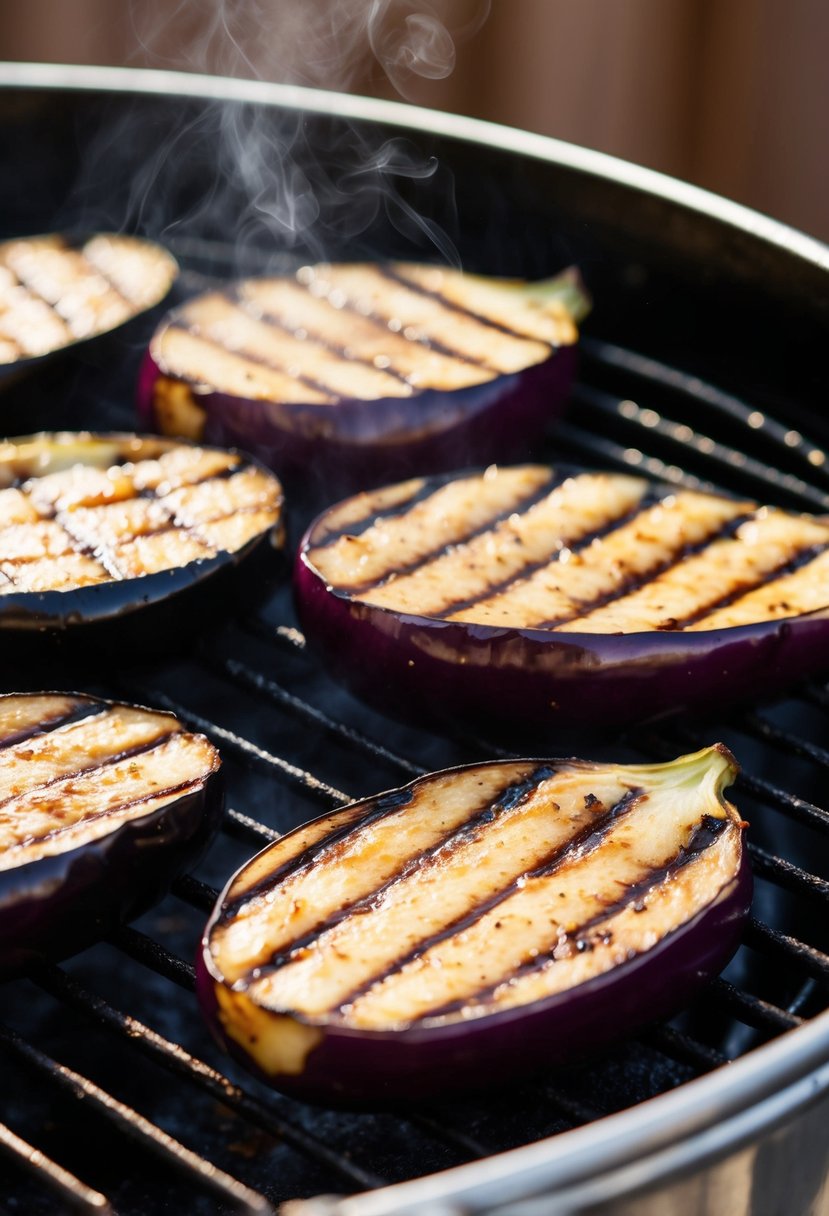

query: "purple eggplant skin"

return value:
[0, 696, 223, 977]
[137, 341, 578, 503]
[0, 432, 286, 672]
[196, 754, 751, 1107]
[294, 534, 829, 743]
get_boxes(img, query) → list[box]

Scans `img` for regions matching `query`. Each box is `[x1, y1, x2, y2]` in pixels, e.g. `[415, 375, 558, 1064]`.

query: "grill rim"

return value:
[2, 60, 829, 1214]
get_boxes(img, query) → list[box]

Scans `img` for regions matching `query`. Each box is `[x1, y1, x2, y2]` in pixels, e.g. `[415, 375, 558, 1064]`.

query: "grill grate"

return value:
[3, 273, 829, 1215]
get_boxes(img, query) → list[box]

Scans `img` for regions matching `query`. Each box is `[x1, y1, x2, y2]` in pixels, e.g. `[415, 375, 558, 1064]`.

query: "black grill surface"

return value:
[1, 84, 828, 1214]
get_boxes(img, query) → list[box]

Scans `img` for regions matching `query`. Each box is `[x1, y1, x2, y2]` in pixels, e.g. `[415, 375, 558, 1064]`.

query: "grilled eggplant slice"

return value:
[198, 746, 749, 1104]
[295, 464, 829, 733]
[0, 233, 176, 382]
[137, 263, 587, 496]
[0, 432, 284, 660]
[0, 692, 222, 974]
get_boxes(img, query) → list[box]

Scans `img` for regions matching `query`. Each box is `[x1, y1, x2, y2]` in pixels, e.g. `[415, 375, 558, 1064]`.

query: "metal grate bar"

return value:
[32, 964, 385, 1192]
[109, 926, 197, 990]
[709, 979, 803, 1033]
[739, 711, 829, 772]
[208, 653, 425, 779]
[747, 841, 829, 904]
[0, 1119, 111, 1213]
[571, 382, 829, 511]
[641, 1025, 726, 1073]
[580, 337, 829, 492]
[130, 688, 350, 806]
[225, 806, 282, 845]
[744, 919, 829, 984]
[0, 1021, 273, 1215]
[549, 419, 717, 491]
[174, 872, 220, 911]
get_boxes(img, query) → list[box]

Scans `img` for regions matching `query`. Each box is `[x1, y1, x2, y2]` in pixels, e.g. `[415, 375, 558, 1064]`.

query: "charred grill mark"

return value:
[437, 486, 662, 619]
[237, 766, 557, 984]
[0, 700, 109, 750]
[306, 266, 503, 373]
[219, 789, 415, 924]
[236, 292, 414, 389]
[168, 318, 338, 402]
[381, 264, 557, 351]
[422, 815, 730, 1020]
[0, 728, 180, 812]
[320, 786, 646, 1015]
[535, 510, 757, 629]
[334, 472, 570, 596]
[309, 480, 440, 549]
[1, 458, 265, 587]
[9, 775, 201, 853]
[670, 542, 829, 629]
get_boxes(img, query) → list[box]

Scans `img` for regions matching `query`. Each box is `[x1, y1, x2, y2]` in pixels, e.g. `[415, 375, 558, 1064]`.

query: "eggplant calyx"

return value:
[615, 744, 740, 816]
[520, 267, 592, 324]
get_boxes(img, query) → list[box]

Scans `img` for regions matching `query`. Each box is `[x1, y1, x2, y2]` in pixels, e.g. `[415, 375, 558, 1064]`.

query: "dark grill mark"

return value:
[309, 479, 440, 550]
[0, 700, 109, 750]
[360, 265, 531, 373]
[534, 510, 757, 629]
[218, 788, 415, 925]
[0, 728, 180, 813]
[1, 457, 267, 588]
[169, 318, 337, 402]
[323, 786, 645, 1015]
[669, 542, 829, 629]
[417, 814, 730, 1022]
[332, 472, 570, 597]
[384, 264, 559, 351]
[11, 775, 202, 854]
[238, 766, 556, 985]
[235, 292, 414, 390]
[434, 486, 662, 619]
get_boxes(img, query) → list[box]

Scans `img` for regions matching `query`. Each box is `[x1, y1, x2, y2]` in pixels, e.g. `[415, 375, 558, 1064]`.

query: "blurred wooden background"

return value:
[2, 0, 827, 241]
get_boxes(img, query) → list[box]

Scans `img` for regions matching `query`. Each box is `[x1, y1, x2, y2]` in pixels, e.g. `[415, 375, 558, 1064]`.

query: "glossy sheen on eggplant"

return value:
[0, 234, 177, 375]
[0, 433, 284, 646]
[0, 692, 222, 973]
[198, 746, 749, 1104]
[137, 263, 586, 494]
[295, 465, 829, 732]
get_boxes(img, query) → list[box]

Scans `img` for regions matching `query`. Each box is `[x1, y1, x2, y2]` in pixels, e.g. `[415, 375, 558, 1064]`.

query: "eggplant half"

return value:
[0, 432, 284, 662]
[137, 262, 587, 496]
[0, 233, 177, 382]
[295, 464, 829, 734]
[0, 692, 222, 974]
[198, 746, 749, 1105]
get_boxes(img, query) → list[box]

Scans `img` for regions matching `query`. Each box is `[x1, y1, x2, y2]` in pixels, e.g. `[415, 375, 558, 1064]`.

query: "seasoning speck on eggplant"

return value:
[295, 465, 829, 732]
[0, 233, 176, 368]
[198, 746, 750, 1104]
[138, 263, 588, 493]
[0, 692, 223, 974]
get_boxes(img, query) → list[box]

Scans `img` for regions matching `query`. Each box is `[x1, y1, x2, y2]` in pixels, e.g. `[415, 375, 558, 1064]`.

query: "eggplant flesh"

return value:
[295, 465, 829, 733]
[0, 692, 222, 974]
[138, 263, 585, 495]
[0, 233, 177, 371]
[199, 746, 749, 1104]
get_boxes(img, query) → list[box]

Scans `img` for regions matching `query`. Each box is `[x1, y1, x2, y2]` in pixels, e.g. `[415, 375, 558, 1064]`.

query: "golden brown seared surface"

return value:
[306, 466, 829, 633]
[0, 437, 282, 594]
[0, 693, 219, 867]
[152, 262, 578, 404]
[0, 234, 176, 363]
[209, 748, 743, 1030]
